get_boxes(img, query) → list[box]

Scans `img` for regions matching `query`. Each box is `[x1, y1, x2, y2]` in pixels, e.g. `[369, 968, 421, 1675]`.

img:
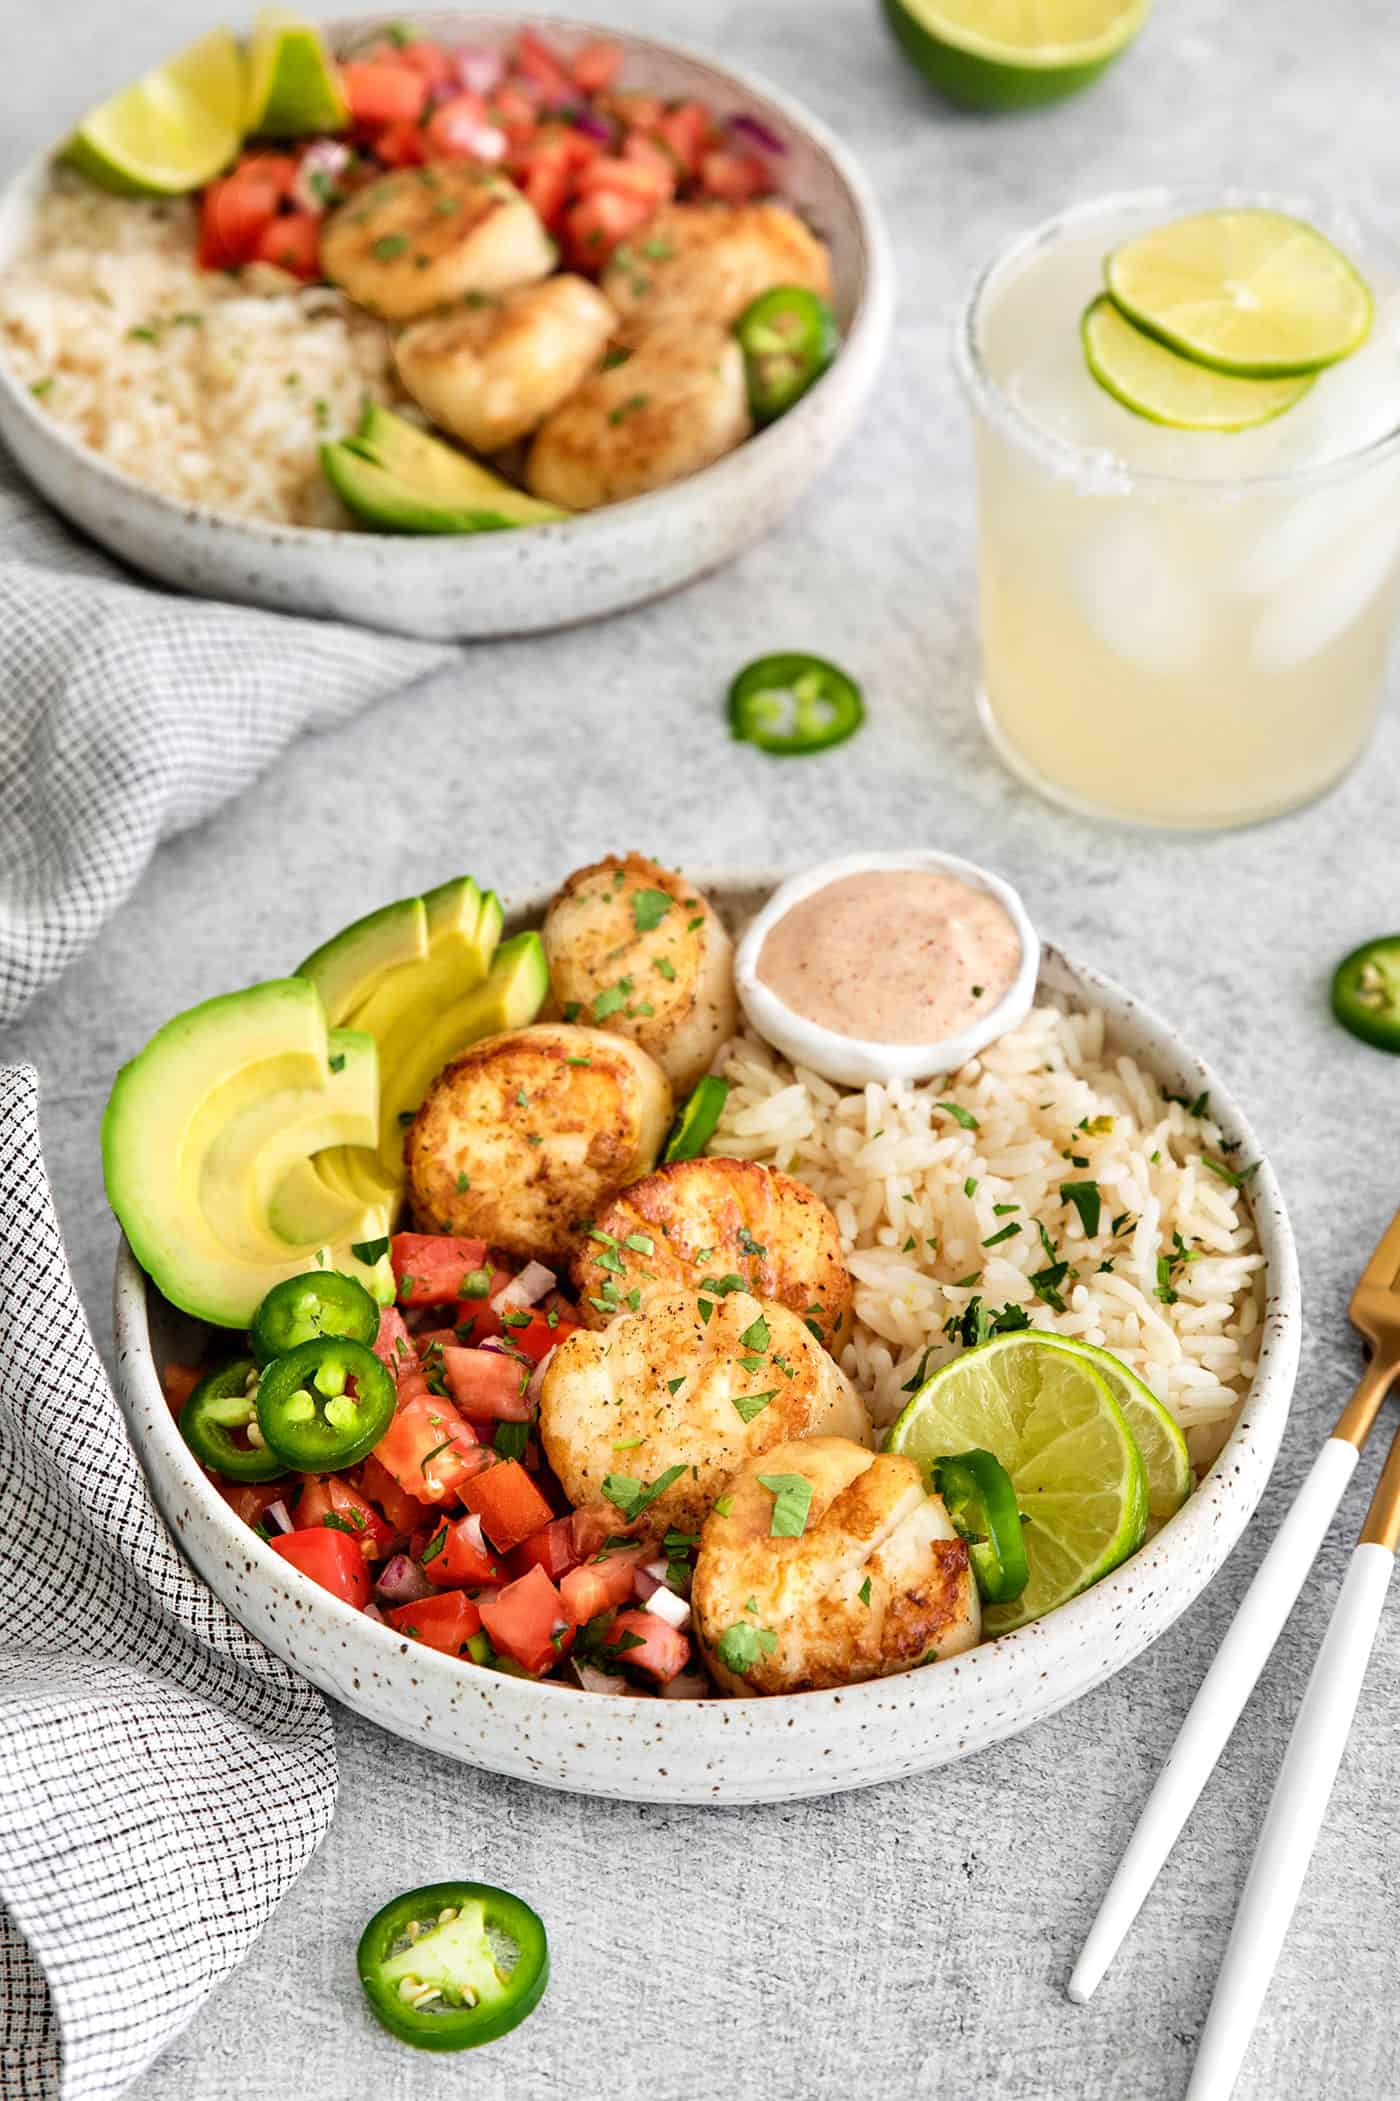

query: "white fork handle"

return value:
[1186, 1540, 1395, 2101]
[1069, 1436, 1359, 2004]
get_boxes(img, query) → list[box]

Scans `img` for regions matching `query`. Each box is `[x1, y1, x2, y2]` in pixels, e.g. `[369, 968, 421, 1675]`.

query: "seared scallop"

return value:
[692, 1437, 981, 1696]
[542, 854, 736, 1094]
[405, 1023, 672, 1263]
[571, 1155, 853, 1351]
[539, 1292, 870, 1544]
[525, 320, 750, 511]
[601, 202, 833, 346]
[321, 163, 556, 323]
[394, 276, 617, 453]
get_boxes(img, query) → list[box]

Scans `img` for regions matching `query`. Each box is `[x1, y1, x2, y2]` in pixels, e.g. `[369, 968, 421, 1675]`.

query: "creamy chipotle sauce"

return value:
[756, 869, 1022, 1045]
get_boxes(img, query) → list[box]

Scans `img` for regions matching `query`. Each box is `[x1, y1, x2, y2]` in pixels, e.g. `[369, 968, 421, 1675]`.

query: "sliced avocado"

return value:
[396, 932, 551, 1137]
[322, 404, 568, 535]
[296, 895, 428, 1028]
[103, 980, 391, 1329]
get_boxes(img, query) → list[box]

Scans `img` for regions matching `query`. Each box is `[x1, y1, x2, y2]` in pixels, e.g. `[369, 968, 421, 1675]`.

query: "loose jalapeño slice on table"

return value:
[179, 1358, 286, 1482]
[358, 1881, 550, 2051]
[255, 1336, 395, 1470]
[728, 653, 865, 757]
[933, 1448, 1029, 1604]
[249, 1267, 380, 1367]
[1332, 935, 1400, 1052]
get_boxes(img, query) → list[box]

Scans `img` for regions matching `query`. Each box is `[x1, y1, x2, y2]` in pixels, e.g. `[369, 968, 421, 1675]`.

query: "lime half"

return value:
[64, 29, 245, 196]
[245, 9, 349, 136]
[887, 1332, 1148, 1635]
[1028, 1334, 1191, 1525]
[1082, 296, 1314, 430]
[1105, 210, 1372, 376]
[882, 0, 1150, 111]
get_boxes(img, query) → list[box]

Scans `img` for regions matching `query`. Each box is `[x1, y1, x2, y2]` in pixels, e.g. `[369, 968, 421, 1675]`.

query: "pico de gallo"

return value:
[169, 1232, 698, 1695]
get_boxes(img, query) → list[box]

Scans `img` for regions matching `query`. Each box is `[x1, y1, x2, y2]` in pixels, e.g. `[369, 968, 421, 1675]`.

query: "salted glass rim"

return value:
[953, 184, 1400, 494]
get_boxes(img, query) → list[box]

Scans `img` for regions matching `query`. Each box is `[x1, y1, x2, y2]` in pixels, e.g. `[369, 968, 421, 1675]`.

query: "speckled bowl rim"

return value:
[111, 866, 1300, 1789]
[0, 11, 893, 553]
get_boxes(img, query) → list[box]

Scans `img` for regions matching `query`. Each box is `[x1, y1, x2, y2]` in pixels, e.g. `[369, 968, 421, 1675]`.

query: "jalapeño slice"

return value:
[179, 1358, 286, 1483]
[357, 1881, 549, 2052]
[256, 1337, 395, 1471]
[734, 284, 839, 423]
[1331, 935, 1400, 1052]
[728, 652, 865, 757]
[249, 1268, 381, 1368]
[933, 1447, 1029, 1605]
[664, 1074, 731, 1162]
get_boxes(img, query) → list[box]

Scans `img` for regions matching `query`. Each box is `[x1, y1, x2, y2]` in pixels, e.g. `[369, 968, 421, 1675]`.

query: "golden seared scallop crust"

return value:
[393, 275, 617, 453]
[541, 854, 736, 1094]
[405, 1023, 672, 1264]
[692, 1437, 982, 1697]
[570, 1155, 853, 1352]
[524, 321, 750, 511]
[321, 163, 556, 323]
[538, 1291, 870, 1545]
[601, 202, 833, 347]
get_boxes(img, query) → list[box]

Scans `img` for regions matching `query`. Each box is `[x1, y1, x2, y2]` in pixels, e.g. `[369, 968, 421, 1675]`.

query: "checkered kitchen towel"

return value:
[0, 440, 453, 1024]
[0, 1067, 339, 2098]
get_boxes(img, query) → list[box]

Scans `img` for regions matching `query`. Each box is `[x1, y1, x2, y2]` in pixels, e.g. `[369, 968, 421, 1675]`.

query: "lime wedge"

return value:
[886, 1332, 1148, 1634]
[1028, 1334, 1191, 1525]
[881, 0, 1150, 111]
[64, 29, 245, 196]
[1082, 296, 1314, 430]
[245, 9, 349, 136]
[1105, 210, 1372, 376]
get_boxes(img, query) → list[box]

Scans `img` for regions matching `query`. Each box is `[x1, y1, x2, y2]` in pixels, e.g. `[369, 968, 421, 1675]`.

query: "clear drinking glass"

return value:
[955, 190, 1400, 830]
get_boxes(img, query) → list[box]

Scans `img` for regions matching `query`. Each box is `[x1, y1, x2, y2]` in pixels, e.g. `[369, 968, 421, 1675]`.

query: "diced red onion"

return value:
[374, 1553, 434, 1605]
[493, 1262, 556, 1314]
[633, 1565, 662, 1602]
[658, 1669, 710, 1699]
[363, 1602, 387, 1625]
[459, 1512, 487, 1557]
[729, 111, 787, 155]
[478, 1335, 512, 1355]
[525, 1345, 556, 1408]
[643, 1586, 691, 1632]
[291, 140, 352, 215]
[454, 46, 503, 96]
[573, 1660, 630, 1696]
[456, 119, 508, 163]
[265, 1499, 294, 1536]
[571, 108, 613, 143]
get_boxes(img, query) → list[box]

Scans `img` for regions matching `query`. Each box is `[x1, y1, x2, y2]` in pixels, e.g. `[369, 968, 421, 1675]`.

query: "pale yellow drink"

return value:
[957, 193, 1400, 828]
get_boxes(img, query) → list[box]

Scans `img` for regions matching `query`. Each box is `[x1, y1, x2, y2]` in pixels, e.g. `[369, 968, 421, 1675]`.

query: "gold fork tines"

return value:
[1338, 1202, 1400, 1448]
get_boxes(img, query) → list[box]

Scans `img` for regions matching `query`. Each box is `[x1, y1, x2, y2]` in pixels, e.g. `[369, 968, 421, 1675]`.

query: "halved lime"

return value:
[1028, 1334, 1191, 1525]
[64, 29, 245, 196]
[245, 9, 349, 137]
[1082, 296, 1314, 430]
[887, 1332, 1148, 1635]
[881, 0, 1151, 112]
[1105, 210, 1372, 376]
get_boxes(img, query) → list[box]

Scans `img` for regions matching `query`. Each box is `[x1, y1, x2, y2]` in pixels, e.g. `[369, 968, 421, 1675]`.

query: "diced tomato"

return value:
[568, 1505, 617, 1562]
[488, 81, 538, 141]
[519, 153, 573, 229]
[608, 1608, 691, 1683]
[251, 211, 321, 279]
[479, 1565, 572, 1674]
[609, 90, 665, 131]
[513, 29, 573, 100]
[563, 187, 654, 270]
[295, 1473, 394, 1560]
[163, 1361, 202, 1415]
[372, 1304, 414, 1375]
[460, 1459, 554, 1553]
[443, 1346, 533, 1421]
[699, 148, 769, 202]
[392, 1233, 489, 1306]
[373, 1391, 487, 1505]
[394, 38, 456, 84]
[199, 168, 284, 269]
[580, 152, 673, 206]
[269, 1526, 372, 1609]
[215, 1477, 295, 1530]
[657, 101, 712, 177]
[622, 131, 678, 191]
[559, 1544, 645, 1625]
[372, 118, 428, 166]
[356, 1452, 434, 1539]
[386, 1590, 482, 1654]
[573, 39, 624, 94]
[495, 1309, 578, 1367]
[422, 1512, 504, 1588]
[341, 60, 429, 127]
[506, 1514, 584, 1584]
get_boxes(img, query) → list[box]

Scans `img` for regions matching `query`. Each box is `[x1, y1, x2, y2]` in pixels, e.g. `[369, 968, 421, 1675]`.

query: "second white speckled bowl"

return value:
[110, 874, 1300, 1804]
[0, 14, 893, 639]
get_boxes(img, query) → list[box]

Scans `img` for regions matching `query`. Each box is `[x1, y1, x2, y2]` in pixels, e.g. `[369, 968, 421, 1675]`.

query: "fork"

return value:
[1069, 1202, 1400, 2029]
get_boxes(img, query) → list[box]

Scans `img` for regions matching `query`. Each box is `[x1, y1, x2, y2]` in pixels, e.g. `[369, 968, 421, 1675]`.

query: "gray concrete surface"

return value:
[4, 0, 1400, 2094]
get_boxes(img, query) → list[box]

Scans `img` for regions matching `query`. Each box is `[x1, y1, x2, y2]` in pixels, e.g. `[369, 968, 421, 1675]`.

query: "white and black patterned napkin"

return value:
[0, 442, 453, 1024]
[0, 1066, 339, 2099]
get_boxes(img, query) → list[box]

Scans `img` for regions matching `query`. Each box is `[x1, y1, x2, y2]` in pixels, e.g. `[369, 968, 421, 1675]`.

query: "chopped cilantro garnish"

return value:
[631, 887, 673, 933]
[455, 1171, 470, 1193]
[371, 232, 408, 260]
[963, 1176, 978, 1197]
[666, 1376, 686, 1394]
[757, 1472, 813, 1538]
[1202, 1155, 1259, 1189]
[901, 1345, 937, 1394]
[1029, 1262, 1069, 1312]
[592, 977, 633, 1021]
[420, 1527, 446, 1565]
[982, 1222, 1020, 1248]
[936, 1101, 980, 1130]
[654, 956, 676, 981]
[460, 1267, 493, 1300]
[350, 1236, 389, 1266]
[715, 1620, 777, 1674]
[739, 1313, 770, 1352]
[857, 1576, 872, 1607]
[624, 1232, 654, 1254]
[602, 1464, 686, 1522]
[713, 1494, 734, 1518]
[1060, 1181, 1102, 1237]
[731, 1390, 777, 1425]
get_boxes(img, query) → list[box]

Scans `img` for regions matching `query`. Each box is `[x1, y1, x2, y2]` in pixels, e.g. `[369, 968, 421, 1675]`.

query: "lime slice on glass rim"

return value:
[244, 9, 349, 136]
[881, 0, 1150, 112]
[64, 29, 245, 195]
[1081, 295, 1315, 430]
[1104, 209, 1373, 376]
[886, 1331, 1148, 1635]
[1026, 1332, 1192, 1526]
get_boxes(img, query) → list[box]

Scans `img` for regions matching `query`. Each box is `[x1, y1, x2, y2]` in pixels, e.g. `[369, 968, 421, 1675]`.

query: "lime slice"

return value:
[1105, 210, 1372, 377]
[887, 1332, 1148, 1635]
[245, 9, 349, 136]
[1029, 1335, 1191, 1525]
[881, 0, 1150, 111]
[1082, 296, 1314, 430]
[64, 29, 245, 196]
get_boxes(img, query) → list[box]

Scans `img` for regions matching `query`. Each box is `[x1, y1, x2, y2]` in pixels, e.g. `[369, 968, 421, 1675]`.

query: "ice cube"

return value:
[1070, 518, 1208, 676]
[1236, 457, 1400, 596]
[1251, 513, 1400, 674]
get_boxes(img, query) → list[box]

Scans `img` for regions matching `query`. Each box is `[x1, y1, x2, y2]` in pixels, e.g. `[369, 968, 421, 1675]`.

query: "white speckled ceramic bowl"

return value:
[0, 15, 892, 639]
[111, 874, 1299, 1803]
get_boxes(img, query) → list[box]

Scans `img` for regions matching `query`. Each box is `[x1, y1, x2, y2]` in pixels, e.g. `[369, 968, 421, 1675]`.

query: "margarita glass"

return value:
[956, 190, 1400, 829]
